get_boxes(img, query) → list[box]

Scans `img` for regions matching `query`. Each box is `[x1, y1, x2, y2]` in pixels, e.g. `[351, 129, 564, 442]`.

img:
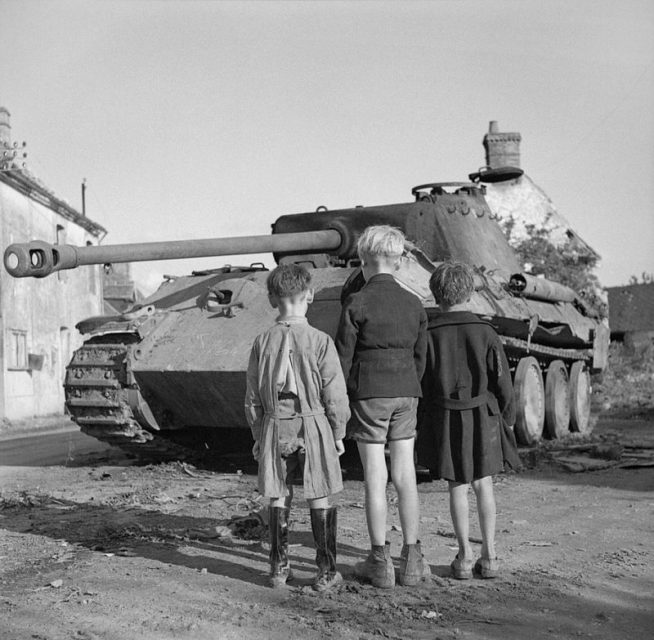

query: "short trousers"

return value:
[348, 396, 418, 444]
[276, 395, 306, 483]
[280, 446, 306, 486]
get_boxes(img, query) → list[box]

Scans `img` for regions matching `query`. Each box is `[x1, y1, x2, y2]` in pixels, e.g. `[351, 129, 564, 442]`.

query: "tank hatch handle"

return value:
[206, 286, 243, 317]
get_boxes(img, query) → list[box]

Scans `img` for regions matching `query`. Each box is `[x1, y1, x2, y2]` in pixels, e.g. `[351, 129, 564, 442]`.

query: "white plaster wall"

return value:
[0, 181, 104, 421]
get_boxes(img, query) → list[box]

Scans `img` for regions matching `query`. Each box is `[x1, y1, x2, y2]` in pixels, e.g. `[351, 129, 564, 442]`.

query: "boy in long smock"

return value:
[245, 264, 350, 591]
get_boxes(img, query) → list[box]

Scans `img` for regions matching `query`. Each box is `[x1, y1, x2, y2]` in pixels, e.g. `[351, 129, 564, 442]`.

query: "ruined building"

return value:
[0, 104, 106, 428]
[481, 121, 599, 268]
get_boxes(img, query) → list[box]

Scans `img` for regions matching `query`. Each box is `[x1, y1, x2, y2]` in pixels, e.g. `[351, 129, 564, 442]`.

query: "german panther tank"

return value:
[4, 167, 609, 457]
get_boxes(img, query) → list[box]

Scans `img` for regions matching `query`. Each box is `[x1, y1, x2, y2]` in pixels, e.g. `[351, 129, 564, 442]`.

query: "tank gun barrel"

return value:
[4, 229, 343, 278]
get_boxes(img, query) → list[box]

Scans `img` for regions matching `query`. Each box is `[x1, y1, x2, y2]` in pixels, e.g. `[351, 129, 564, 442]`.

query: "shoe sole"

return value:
[371, 577, 395, 589]
[354, 567, 395, 589]
[355, 568, 395, 589]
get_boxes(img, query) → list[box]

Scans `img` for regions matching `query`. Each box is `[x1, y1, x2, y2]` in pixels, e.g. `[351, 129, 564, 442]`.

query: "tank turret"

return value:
[4, 173, 609, 459]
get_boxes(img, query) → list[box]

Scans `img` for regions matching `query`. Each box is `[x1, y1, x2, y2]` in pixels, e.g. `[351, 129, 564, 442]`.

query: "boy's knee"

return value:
[471, 476, 492, 492]
[390, 465, 417, 492]
[364, 467, 388, 490]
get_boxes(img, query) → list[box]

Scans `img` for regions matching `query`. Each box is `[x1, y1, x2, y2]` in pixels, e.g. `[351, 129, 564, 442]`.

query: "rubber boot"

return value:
[399, 540, 432, 586]
[310, 507, 342, 592]
[268, 506, 292, 588]
[354, 541, 395, 589]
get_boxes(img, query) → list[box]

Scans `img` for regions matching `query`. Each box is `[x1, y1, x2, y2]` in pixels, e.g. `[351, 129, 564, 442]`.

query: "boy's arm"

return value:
[334, 297, 358, 380]
[414, 307, 428, 381]
[488, 334, 516, 426]
[244, 340, 264, 441]
[319, 336, 351, 441]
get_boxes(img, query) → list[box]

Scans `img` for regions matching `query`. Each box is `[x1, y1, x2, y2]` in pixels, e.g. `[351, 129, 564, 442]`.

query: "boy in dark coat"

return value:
[336, 225, 430, 588]
[417, 261, 520, 579]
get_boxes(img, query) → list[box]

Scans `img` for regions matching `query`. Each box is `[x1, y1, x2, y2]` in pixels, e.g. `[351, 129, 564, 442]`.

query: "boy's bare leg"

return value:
[357, 442, 388, 546]
[471, 476, 496, 559]
[448, 481, 474, 561]
[307, 496, 330, 509]
[270, 487, 293, 509]
[388, 438, 419, 544]
[355, 442, 395, 588]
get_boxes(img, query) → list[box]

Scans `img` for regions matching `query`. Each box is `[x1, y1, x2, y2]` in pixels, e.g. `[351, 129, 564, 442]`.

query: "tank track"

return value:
[64, 336, 196, 462]
[500, 336, 591, 364]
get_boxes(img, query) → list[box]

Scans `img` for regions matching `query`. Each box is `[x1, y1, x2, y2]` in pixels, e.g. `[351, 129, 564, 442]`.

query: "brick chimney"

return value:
[483, 120, 521, 168]
[0, 105, 11, 147]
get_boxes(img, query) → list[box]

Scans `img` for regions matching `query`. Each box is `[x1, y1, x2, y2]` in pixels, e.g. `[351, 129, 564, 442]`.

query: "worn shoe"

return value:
[269, 563, 293, 588]
[313, 570, 343, 592]
[399, 541, 432, 586]
[474, 557, 500, 579]
[355, 542, 395, 589]
[450, 554, 474, 580]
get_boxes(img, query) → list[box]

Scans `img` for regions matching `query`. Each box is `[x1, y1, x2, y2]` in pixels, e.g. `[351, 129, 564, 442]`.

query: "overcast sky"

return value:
[1, 0, 652, 293]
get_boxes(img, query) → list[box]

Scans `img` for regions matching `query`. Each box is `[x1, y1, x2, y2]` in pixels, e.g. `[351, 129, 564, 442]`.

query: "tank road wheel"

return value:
[569, 361, 592, 434]
[544, 360, 570, 439]
[513, 356, 545, 446]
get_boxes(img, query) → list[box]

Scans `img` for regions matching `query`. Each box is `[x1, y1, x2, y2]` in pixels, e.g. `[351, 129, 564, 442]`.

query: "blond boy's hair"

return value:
[356, 225, 405, 261]
[429, 261, 475, 307]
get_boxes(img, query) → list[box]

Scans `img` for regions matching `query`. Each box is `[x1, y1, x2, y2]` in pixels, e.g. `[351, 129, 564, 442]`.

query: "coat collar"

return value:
[364, 273, 397, 286]
[427, 310, 491, 330]
[276, 316, 308, 326]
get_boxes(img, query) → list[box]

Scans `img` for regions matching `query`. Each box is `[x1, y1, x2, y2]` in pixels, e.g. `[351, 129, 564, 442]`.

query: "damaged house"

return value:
[0, 104, 106, 429]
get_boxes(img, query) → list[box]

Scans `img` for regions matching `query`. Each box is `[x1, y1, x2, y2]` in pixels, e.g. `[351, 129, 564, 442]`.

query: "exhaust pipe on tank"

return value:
[509, 272, 578, 303]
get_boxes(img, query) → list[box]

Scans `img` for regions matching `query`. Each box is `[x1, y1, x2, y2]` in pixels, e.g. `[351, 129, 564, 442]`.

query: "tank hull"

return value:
[64, 251, 607, 458]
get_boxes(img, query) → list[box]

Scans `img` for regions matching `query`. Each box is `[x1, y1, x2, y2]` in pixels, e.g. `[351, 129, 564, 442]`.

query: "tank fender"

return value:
[75, 306, 168, 338]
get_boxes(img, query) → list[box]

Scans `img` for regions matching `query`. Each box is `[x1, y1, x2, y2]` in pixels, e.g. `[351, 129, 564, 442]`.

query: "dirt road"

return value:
[1, 416, 653, 640]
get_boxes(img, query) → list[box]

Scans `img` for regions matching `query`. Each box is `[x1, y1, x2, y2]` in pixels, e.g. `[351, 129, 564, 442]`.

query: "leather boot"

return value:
[310, 507, 342, 592]
[268, 506, 292, 587]
[399, 540, 431, 586]
[354, 541, 395, 589]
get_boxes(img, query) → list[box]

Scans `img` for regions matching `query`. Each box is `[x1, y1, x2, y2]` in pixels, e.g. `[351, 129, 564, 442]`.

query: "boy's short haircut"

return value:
[429, 262, 475, 307]
[266, 263, 312, 298]
[357, 225, 405, 261]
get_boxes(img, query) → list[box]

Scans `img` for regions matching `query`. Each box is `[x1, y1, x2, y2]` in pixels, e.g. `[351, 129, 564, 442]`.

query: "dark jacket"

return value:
[335, 273, 428, 399]
[416, 311, 520, 482]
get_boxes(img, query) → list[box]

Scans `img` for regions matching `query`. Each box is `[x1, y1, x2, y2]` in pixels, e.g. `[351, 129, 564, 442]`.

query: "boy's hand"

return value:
[335, 439, 345, 456]
[252, 441, 260, 461]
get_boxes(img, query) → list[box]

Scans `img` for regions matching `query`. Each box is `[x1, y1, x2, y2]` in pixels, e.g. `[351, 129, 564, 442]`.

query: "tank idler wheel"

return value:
[569, 361, 592, 434]
[513, 356, 545, 446]
[544, 360, 570, 439]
